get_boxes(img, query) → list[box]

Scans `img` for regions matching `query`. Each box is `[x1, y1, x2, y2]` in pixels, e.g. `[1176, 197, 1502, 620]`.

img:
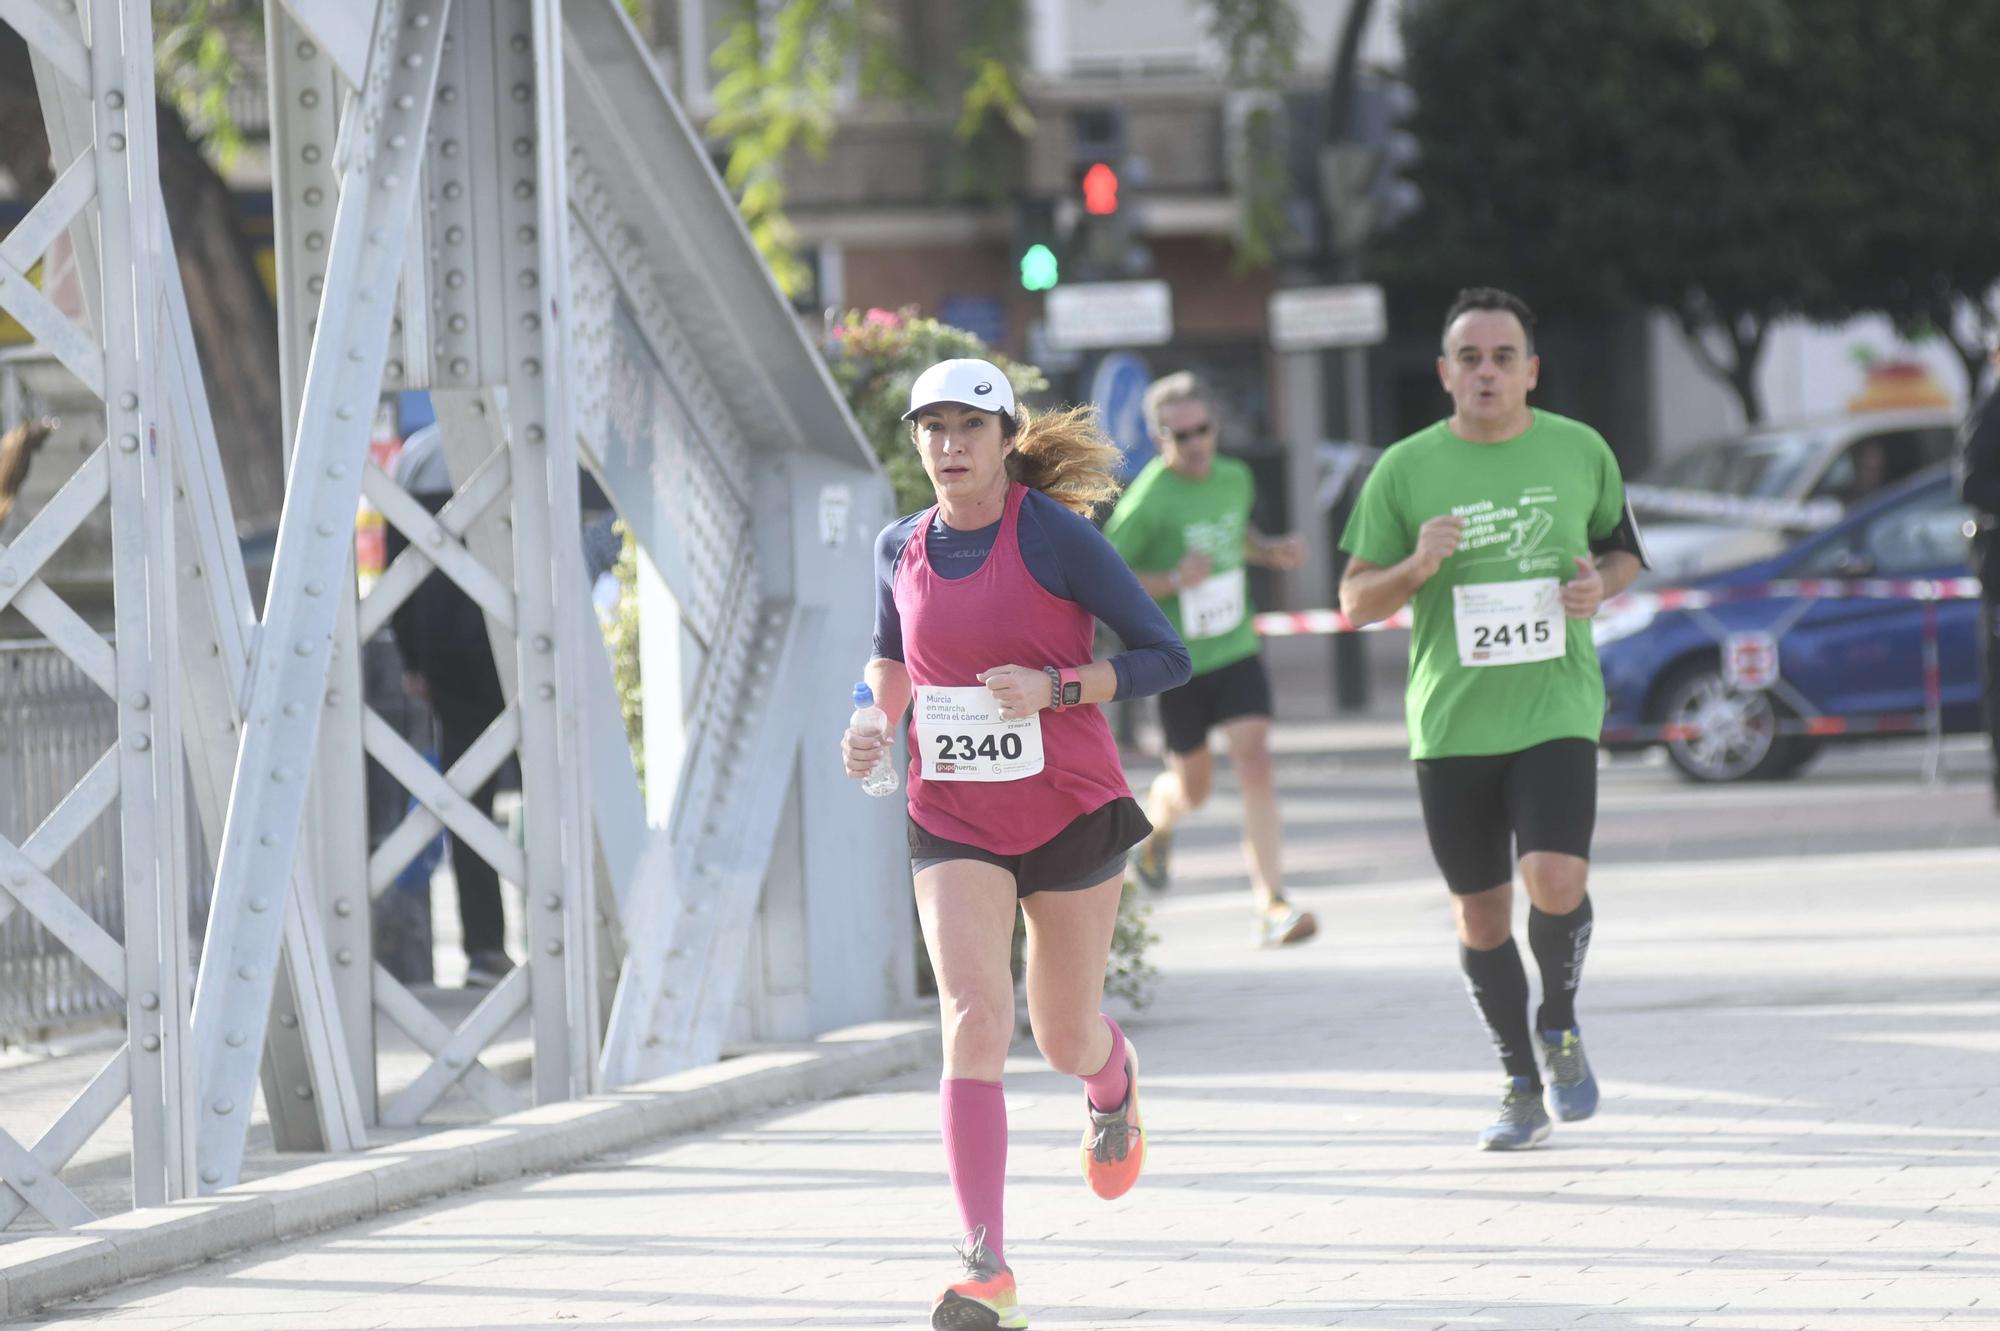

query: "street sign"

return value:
[1089, 351, 1154, 480]
[1269, 283, 1387, 351]
[1046, 280, 1173, 350]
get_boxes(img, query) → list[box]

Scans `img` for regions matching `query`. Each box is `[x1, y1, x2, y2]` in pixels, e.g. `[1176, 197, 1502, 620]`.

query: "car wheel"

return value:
[1655, 660, 1808, 783]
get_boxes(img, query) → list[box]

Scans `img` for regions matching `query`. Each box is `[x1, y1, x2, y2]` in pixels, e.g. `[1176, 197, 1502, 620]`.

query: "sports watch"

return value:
[1042, 665, 1083, 711]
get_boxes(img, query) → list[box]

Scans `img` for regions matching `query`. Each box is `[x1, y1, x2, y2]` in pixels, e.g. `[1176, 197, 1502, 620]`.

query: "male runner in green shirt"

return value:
[1104, 372, 1317, 949]
[1339, 288, 1646, 1150]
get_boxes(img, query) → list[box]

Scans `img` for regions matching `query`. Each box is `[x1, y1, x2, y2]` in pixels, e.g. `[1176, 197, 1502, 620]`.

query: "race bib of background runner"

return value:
[1452, 577, 1565, 667]
[1180, 567, 1247, 640]
[914, 686, 1045, 782]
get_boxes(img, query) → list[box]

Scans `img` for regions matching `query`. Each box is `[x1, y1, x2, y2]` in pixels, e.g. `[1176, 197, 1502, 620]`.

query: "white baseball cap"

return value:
[902, 358, 1017, 421]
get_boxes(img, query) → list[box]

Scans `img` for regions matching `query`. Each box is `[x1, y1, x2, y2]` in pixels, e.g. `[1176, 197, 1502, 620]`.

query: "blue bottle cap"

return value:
[852, 682, 873, 706]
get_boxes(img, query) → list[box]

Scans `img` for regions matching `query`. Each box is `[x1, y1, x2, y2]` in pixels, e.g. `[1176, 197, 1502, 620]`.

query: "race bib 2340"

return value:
[914, 686, 1045, 782]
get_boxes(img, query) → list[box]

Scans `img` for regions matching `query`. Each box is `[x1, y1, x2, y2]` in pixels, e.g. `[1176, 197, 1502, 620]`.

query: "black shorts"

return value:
[908, 797, 1152, 897]
[1157, 653, 1273, 755]
[1413, 739, 1598, 895]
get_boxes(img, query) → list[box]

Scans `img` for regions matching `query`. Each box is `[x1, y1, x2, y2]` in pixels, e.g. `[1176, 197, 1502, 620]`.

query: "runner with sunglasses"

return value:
[1104, 372, 1317, 948]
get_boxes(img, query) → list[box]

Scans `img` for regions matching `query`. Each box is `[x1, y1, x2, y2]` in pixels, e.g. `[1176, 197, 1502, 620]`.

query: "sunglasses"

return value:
[1168, 421, 1214, 444]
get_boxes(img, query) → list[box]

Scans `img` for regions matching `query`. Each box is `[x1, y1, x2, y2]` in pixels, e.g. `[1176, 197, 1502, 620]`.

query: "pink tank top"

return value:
[895, 483, 1130, 854]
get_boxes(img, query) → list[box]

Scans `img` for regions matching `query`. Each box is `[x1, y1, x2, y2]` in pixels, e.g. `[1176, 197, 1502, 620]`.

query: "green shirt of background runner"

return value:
[1103, 454, 1260, 677]
[1341, 410, 1628, 759]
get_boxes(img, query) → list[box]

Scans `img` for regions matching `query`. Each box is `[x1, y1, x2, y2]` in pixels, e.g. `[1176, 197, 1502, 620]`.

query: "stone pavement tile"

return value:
[16, 847, 2000, 1330]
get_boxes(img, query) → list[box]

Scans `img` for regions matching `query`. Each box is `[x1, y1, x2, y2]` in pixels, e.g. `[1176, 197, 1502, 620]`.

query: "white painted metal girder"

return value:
[632, 604, 821, 1078]
[158, 257, 366, 1159]
[190, 0, 453, 1192]
[266, 2, 383, 1126]
[274, 0, 376, 88]
[86, 0, 200, 1209]
[503, 0, 598, 1102]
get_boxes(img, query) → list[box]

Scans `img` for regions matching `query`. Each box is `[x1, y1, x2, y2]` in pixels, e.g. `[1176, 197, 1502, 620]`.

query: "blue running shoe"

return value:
[1539, 1027, 1599, 1122]
[1479, 1075, 1552, 1151]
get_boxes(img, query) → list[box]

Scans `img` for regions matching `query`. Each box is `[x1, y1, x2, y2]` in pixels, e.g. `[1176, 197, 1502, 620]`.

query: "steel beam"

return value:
[485, 0, 597, 1100]
[267, 4, 384, 1130]
[191, 0, 452, 1192]
[86, 0, 199, 1209]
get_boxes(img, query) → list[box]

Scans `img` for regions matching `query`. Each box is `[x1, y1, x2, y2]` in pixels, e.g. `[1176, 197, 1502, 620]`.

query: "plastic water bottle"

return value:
[851, 682, 899, 797]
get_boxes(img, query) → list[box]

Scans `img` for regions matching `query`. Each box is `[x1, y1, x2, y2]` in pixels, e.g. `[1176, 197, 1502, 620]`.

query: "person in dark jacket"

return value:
[387, 425, 513, 987]
[1956, 333, 2000, 807]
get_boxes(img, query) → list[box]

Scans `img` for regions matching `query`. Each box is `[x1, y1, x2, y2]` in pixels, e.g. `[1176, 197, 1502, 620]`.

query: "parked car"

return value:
[1632, 408, 1957, 585]
[1597, 466, 1979, 782]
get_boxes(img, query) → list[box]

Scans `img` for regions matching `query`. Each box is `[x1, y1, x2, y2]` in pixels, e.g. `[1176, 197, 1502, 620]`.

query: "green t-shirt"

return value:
[1103, 455, 1261, 678]
[1339, 411, 1629, 759]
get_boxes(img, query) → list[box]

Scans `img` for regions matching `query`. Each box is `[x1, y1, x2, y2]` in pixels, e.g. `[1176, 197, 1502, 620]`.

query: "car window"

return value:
[1794, 485, 1971, 577]
[1806, 428, 1958, 505]
[1648, 431, 1820, 498]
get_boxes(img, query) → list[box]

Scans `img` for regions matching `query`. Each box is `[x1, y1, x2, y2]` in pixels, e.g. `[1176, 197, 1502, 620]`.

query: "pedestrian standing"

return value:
[1103, 372, 1317, 947]
[1339, 289, 1646, 1149]
[840, 358, 1190, 1329]
[388, 424, 512, 988]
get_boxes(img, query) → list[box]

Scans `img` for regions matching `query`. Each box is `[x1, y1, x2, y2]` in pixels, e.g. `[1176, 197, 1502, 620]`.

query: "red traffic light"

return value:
[1081, 162, 1119, 216]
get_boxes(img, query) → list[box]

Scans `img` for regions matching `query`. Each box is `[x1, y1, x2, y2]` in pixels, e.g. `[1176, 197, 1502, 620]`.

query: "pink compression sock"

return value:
[939, 1078, 1008, 1266]
[1081, 1014, 1129, 1113]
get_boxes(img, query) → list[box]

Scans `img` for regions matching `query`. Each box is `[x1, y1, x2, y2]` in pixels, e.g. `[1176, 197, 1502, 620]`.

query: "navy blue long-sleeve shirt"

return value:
[872, 489, 1192, 700]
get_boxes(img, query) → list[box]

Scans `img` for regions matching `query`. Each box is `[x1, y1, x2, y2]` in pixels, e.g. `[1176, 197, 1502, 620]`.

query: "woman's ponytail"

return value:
[1003, 403, 1125, 516]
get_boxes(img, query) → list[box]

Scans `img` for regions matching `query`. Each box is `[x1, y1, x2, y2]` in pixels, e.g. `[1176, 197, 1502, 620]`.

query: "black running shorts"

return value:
[1413, 738, 1598, 895]
[1156, 653, 1273, 755]
[907, 796, 1152, 897]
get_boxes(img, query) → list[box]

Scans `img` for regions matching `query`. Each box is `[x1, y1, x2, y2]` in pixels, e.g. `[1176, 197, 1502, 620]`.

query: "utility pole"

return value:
[1321, 0, 1378, 713]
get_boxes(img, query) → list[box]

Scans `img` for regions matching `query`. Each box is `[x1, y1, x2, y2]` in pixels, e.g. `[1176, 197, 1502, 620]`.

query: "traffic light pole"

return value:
[1323, 0, 1380, 716]
[1331, 327, 1372, 713]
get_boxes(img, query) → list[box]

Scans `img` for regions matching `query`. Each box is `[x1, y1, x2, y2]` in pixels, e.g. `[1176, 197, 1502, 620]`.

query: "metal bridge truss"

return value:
[0, 0, 899, 1231]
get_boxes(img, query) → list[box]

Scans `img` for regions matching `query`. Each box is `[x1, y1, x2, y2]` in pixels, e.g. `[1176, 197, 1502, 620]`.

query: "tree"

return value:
[0, 14, 286, 533]
[706, 0, 1306, 292]
[821, 305, 1047, 514]
[1778, 0, 2000, 396]
[1386, 0, 2000, 421]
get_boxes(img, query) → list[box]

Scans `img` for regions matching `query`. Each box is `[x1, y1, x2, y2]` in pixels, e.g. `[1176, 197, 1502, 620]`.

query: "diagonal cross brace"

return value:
[0, 444, 109, 614]
[189, 0, 453, 1193]
[371, 966, 526, 1120]
[0, 833, 128, 1000]
[0, 1047, 129, 1230]
[356, 457, 518, 634]
[0, 147, 96, 274]
[0, 749, 117, 932]
[362, 704, 525, 893]
[0, 0, 89, 91]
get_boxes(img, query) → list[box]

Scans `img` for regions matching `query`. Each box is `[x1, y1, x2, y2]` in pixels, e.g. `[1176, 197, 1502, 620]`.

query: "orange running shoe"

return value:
[931, 1227, 1026, 1330]
[1080, 1038, 1144, 1200]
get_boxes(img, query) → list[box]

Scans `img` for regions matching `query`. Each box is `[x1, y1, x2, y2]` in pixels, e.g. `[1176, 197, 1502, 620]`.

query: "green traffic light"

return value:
[1020, 243, 1059, 292]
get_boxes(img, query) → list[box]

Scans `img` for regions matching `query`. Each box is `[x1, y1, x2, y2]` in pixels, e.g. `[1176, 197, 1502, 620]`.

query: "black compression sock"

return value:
[1460, 937, 1538, 1083]
[1529, 896, 1594, 1033]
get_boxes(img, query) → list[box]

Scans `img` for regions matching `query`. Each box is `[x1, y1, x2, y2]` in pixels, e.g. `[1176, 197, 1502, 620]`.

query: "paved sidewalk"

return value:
[16, 842, 1999, 1330]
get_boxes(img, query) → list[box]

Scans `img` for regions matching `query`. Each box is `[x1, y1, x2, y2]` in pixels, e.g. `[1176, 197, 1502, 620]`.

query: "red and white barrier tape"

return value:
[1624, 575, 1980, 613]
[1253, 607, 1411, 636]
[1252, 576, 1981, 637]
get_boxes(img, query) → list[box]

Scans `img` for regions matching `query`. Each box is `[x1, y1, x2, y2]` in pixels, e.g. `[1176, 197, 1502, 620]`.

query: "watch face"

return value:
[1061, 681, 1083, 705]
